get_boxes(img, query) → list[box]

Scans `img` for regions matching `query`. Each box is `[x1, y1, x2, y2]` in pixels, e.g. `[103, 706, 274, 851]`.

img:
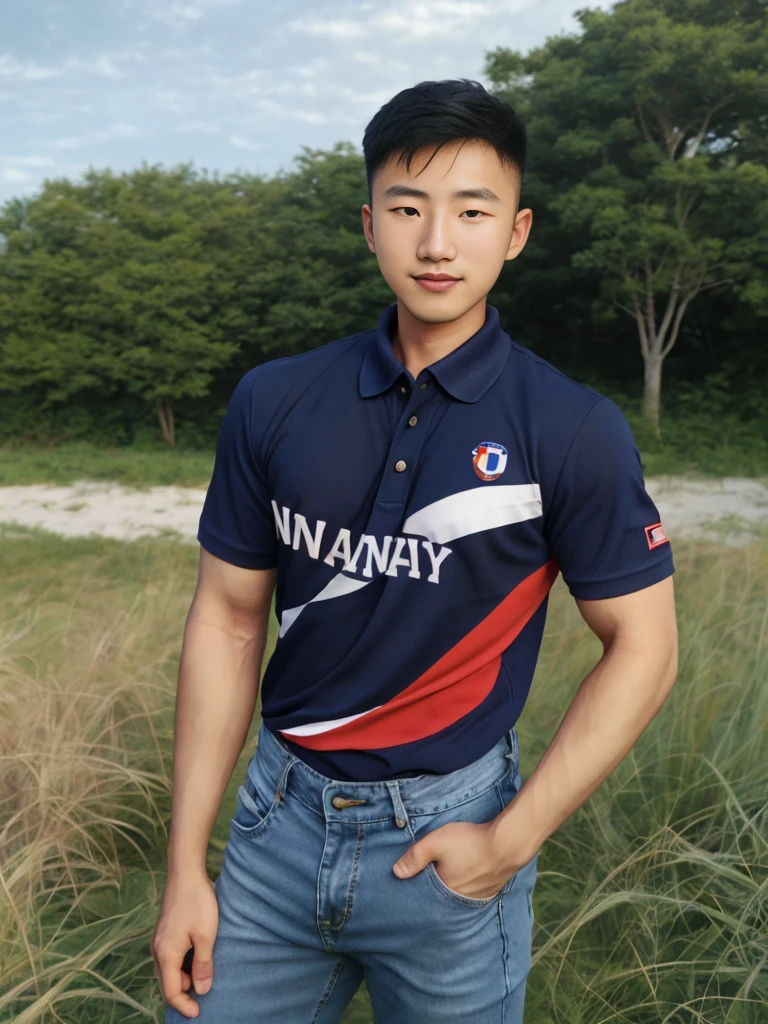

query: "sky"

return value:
[0, 0, 613, 205]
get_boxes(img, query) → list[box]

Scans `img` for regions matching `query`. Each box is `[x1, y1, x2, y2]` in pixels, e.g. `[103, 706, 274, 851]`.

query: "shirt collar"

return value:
[359, 301, 510, 403]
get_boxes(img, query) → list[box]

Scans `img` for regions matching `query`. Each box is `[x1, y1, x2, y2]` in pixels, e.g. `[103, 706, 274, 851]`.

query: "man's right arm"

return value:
[151, 546, 277, 1016]
[167, 546, 276, 876]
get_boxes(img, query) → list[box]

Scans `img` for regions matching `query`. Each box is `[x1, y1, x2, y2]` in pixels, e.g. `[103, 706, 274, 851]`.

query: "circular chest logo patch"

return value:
[472, 441, 507, 481]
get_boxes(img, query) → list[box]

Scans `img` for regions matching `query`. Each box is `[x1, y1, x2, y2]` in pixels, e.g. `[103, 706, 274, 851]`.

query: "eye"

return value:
[393, 207, 419, 217]
[461, 210, 486, 219]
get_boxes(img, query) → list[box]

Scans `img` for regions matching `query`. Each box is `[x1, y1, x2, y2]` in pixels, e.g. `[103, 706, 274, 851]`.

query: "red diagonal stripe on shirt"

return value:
[283, 557, 559, 751]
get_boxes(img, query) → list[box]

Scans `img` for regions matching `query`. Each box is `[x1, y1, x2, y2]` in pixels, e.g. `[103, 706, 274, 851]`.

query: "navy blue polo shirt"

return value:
[198, 301, 675, 782]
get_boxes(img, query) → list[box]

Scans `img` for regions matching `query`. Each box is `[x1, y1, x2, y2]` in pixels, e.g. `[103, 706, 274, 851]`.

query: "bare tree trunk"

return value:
[626, 260, 693, 440]
[643, 351, 663, 438]
[157, 398, 175, 448]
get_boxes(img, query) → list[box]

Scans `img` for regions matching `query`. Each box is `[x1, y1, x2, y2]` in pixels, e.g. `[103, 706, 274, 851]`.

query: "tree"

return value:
[0, 151, 387, 446]
[0, 166, 239, 447]
[229, 142, 390, 361]
[486, 0, 768, 434]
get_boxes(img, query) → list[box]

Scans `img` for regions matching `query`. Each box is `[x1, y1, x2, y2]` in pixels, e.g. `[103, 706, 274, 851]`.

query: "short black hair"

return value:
[362, 78, 526, 206]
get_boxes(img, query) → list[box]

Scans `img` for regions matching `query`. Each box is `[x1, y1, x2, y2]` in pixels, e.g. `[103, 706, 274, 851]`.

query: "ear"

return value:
[361, 203, 376, 253]
[505, 207, 533, 261]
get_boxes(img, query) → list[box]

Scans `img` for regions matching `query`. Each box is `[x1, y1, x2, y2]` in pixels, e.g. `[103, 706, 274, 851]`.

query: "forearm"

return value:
[492, 639, 678, 867]
[166, 613, 268, 878]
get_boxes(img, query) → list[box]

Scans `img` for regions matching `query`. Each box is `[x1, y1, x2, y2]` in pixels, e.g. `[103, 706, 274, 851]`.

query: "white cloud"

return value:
[105, 123, 139, 139]
[0, 48, 146, 85]
[3, 109, 69, 126]
[229, 134, 261, 150]
[85, 55, 125, 79]
[264, 98, 361, 126]
[150, 0, 243, 26]
[160, 44, 214, 59]
[351, 52, 383, 66]
[174, 4, 204, 17]
[377, 0, 505, 30]
[3, 168, 32, 183]
[289, 19, 368, 40]
[286, 0, 533, 44]
[291, 58, 331, 81]
[49, 124, 139, 151]
[153, 4, 205, 25]
[205, 67, 265, 99]
[253, 100, 330, 125]
[0, 155, 55, 167]
[0, 54, 61, 81]
[147, 89, 187, 114]
[50, 136, 83, 151]
[177, 120, 221, 134]
[65, 49, 146, 78]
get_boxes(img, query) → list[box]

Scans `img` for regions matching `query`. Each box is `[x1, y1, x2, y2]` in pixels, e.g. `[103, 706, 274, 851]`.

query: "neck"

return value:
[391, 297, 488, 379]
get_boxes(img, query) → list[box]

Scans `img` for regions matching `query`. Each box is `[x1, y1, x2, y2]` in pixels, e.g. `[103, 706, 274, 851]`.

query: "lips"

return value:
[414, 275, 461, 291]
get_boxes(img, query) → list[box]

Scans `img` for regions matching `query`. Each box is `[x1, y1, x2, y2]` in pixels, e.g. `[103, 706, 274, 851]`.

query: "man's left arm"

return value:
[488, 573, 678, 876]
[393, 575, 678, 896]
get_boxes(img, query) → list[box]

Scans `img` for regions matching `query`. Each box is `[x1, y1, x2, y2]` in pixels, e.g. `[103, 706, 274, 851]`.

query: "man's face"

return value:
[361, 139, 532, 324]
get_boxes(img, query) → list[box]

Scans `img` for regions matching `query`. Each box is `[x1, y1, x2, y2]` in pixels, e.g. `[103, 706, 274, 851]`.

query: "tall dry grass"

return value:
[520, 534, 768, 1023]
[0, 530, 199, 1021]
[0, 522, 766, 1022]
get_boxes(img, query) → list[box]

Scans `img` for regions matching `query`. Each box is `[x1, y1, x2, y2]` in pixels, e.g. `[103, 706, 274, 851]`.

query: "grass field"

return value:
[1, 520, 766, 1022]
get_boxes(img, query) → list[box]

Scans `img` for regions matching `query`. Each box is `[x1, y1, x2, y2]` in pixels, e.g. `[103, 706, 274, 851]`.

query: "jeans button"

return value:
[332, 795, 367, 809]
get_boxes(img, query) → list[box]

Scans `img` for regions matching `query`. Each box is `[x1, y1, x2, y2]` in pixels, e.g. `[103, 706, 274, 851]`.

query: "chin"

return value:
[407, 291, 482, 323]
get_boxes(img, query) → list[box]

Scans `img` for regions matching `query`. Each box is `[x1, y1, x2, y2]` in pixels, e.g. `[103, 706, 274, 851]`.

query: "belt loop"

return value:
[385, 781, 409, 829]
[274, 751, 296, 804]
[505, 726, 519, 766]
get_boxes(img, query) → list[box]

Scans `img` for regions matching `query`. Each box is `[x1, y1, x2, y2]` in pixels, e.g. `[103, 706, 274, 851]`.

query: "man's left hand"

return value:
[392, 820, 524, 900]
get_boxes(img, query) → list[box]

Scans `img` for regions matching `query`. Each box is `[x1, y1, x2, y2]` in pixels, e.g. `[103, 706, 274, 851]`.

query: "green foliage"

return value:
[615, 373, 768, 476]
[0, 1, 767, 448]
[485, 0, 768, 427]
[0, 151, 388, 448]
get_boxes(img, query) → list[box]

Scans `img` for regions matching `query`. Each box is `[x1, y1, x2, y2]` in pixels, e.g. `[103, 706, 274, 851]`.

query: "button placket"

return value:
[362, 383, 440, 539]
[379, 388, 435, 496]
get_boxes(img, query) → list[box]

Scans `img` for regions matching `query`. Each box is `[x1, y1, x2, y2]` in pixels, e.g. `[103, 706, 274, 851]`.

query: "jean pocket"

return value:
[426, 861, 506, 908]
[230, 768, 279, 840]
[414, 775, 519, 909]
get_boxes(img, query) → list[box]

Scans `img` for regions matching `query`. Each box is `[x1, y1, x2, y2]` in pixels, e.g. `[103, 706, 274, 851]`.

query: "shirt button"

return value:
[408, 415, 418, 427]
[419, 382, 429, 390]
[394, 460, 407, 472]
[400, 385, 407, 394]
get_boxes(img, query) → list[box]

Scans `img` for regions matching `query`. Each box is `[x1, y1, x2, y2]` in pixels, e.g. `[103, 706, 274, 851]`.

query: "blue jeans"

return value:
[166, 721, 538, 1023]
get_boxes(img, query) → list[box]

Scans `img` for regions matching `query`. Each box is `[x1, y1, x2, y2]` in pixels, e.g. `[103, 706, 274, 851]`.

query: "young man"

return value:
[153, 79, 678, 1023]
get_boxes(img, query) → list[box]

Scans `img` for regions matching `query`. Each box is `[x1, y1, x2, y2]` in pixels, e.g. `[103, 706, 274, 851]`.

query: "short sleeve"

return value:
[197, 369, 278, 570]
[545, 398, 674, 600]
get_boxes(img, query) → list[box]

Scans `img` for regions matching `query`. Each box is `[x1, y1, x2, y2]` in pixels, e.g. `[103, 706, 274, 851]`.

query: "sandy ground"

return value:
[0, 476, 767, 547]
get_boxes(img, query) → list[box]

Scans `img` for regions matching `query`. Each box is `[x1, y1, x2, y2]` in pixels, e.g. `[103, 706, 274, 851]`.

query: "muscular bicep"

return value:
[575, 575, 678, 661]
[191, 545, 277, 639]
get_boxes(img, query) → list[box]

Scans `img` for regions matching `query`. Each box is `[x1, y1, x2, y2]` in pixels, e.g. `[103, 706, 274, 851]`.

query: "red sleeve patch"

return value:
[645, 522, 669, 549]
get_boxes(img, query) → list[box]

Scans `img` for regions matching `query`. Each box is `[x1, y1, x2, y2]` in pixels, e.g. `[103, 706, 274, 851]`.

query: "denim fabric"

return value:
[165, 721, 538, 1023]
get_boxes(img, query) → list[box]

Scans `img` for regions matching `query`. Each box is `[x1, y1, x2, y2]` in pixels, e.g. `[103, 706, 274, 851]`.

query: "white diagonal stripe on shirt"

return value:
[280, 705, 384, 736]
[402, 483, 542, 544]
[278, 572, 370, 638]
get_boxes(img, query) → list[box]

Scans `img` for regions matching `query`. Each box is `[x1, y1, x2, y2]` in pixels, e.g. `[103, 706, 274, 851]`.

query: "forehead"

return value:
[373, 139, 516, 195]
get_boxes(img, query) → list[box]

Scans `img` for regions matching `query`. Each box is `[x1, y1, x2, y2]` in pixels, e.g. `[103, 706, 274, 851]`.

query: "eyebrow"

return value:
[381, 185, 502, 204]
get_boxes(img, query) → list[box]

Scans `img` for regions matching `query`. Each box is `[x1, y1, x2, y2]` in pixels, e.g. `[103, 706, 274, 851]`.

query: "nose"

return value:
[416, 211, 457, 264]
